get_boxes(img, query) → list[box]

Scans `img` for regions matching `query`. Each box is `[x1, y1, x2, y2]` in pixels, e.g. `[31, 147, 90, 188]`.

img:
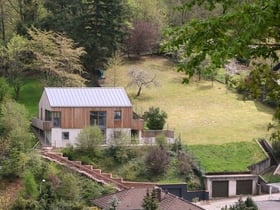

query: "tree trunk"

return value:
[0, 1, 5, 41]
[136, 86, 142, 97]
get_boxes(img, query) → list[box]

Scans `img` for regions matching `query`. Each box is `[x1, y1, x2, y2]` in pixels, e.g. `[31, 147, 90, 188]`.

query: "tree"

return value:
[145, 146, 170, 176]
[76, 125, 104, 155]
[105, 50, 123, 87]
[162, 0, 280, 83]
[124, 20, 160, 56]
[41, 0, 131, 70]
[142, 189, 159, 210]
[0, 100, 33, 179]
[0, 77, 10, 103]
[127, 68, 160, 97]
[28, 27, 87, 87]
[5, 35, 31, 100]
[143, 107, 167, 130]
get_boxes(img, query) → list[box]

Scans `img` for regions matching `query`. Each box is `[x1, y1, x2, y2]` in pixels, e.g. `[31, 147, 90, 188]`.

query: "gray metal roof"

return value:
[44, 87, 132, 107]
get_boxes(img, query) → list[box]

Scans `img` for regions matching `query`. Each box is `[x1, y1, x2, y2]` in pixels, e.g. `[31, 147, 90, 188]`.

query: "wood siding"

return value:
[51, 107, 135, 129]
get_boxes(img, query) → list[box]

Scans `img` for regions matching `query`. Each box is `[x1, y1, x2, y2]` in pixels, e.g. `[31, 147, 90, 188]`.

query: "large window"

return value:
[90, 111, 106, 127]
[90, 111, 106, 135]
[45, 110, 61, 128]
[52, 111, 61, 128]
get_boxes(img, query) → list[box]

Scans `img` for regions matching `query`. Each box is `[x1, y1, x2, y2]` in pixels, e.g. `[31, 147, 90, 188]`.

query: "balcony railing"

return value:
[142, 130, 174, 138]
[31, 118, 52, 131]
[131, 119, 144, 130]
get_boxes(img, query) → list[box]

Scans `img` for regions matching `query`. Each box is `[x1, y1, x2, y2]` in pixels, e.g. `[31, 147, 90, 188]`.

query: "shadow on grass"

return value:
[253, 101, 275, 116]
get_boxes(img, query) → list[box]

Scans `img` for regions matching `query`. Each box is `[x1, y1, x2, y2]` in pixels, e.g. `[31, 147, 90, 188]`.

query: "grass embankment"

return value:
[188, 141, 267, 173]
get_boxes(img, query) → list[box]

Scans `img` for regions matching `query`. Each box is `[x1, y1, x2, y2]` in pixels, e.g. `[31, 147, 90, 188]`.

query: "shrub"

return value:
[145, 146, 170, 176]
[143, 107, 167, 130]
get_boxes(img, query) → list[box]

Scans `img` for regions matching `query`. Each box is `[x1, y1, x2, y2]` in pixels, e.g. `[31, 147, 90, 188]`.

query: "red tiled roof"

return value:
[92, 187, 205, 210]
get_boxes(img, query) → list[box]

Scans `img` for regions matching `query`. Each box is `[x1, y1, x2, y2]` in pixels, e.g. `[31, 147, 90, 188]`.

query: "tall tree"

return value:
[5, 35, 30, 100]
[40, 0, 131, 71]
[124, 20, 160, 56]
[28, 27, 87, 87]
[142, 189, 159, 210]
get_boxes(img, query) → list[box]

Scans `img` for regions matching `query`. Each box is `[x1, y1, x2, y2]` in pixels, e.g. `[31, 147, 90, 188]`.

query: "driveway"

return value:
[196, 193, 280, 210]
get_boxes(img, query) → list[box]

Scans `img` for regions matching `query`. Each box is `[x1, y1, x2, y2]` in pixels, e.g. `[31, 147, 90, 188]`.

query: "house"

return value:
[92, 187, 206, 210]
[31, 87, 144, 147]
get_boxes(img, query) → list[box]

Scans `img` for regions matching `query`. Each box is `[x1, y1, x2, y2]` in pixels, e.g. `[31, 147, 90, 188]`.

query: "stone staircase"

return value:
[40, 148, 156, 191]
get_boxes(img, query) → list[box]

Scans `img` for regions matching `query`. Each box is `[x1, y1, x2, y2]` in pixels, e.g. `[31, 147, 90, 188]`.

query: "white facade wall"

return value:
[139, 137, 175, 145]
[51, 128, 81, 148]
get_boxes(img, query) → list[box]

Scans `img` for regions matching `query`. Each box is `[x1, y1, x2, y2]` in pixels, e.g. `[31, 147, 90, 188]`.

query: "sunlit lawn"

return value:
[188, 141, 267, 173]
[104, 56, 274, 145]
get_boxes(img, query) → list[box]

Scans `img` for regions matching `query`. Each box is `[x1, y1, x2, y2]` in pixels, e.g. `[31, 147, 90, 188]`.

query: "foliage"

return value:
[28, 27, 87, 87]
[23, 170, 39, 200]
[0, 100, 34, 179]
[76, 125, 104, 156]
[124, 20, 160, 56]
[127, 68, 160, 97]
[41, 0, 131, 70]
[105, 50, 123, 87]
[142, 189, 159, 210]
[0, 77, 11, 103]
[143, 107, 167, 130]
[177, 151, 193, 175]
[155, 134, 168, 149]
[221, 197, 258, 210]
[162, 1, 280, 84]
[145, 146, 170, 176]
[3, 35, 31, 100]
[10, 197, 41, 210]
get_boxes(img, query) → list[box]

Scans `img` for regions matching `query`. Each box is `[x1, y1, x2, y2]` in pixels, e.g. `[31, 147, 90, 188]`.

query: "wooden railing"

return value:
[142, 130, 174, 138]
[131, 119, 144, 130]
[31, 118, 52, 131]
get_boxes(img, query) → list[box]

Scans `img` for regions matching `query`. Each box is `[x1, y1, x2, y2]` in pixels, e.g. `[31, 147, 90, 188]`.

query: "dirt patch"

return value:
[0, 178, 23, 209]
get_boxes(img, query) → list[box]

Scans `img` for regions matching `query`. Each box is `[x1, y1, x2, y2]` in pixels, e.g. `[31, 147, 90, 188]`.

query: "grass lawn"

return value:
[188, 141, 267, 173]
[18, 78, 44, 117]
[104, 56, 274, 145]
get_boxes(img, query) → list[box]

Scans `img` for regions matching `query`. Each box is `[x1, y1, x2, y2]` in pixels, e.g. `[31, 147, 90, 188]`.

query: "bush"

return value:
[145, 146, 170, 176]
[143, 107, 167, 130]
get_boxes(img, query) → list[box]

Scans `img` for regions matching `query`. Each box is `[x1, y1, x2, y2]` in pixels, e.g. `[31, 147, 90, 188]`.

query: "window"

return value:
[90, 111, 106, 127]
[45, 110, 61, 128]
[62, 132, 69, 140]
[114, 111, 122, 120]
[45, 110, 52, 121]
[52, 111, 61, 128]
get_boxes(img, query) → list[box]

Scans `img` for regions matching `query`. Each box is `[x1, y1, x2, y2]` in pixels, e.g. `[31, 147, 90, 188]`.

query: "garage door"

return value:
[236, 180, 252, 195]
[212, 181, 229, 197]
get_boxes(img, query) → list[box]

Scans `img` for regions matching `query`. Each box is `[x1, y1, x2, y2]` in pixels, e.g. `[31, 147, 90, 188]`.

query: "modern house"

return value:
[31, 87, 144, 148]
[92, 187, 206, 210]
